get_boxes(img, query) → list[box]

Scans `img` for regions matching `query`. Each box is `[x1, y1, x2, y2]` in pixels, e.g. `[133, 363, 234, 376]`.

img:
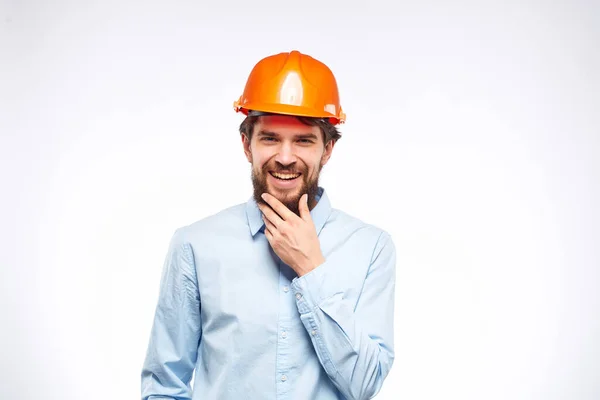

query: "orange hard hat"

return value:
[233, 50, 346, 125]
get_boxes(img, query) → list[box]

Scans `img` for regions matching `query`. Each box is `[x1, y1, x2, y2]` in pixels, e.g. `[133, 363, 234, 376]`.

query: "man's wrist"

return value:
[296, 254, 325, 277]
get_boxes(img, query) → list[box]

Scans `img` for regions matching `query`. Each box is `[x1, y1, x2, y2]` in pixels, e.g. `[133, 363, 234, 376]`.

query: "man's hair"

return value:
[239, 113, 342, 145]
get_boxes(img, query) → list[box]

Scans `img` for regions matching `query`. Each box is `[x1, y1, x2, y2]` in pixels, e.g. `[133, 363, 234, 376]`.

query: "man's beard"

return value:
[252, 163, 321, 216]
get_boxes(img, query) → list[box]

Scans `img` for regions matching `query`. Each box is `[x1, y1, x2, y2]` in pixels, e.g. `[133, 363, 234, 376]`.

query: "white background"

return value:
[1, 0, 599, 399]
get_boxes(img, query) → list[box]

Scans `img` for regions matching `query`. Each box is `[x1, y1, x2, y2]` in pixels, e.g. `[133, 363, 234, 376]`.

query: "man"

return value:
[141, 50, 396, 400]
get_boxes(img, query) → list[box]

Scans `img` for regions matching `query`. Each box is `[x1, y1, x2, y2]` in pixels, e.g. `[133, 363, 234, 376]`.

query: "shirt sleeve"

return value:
[141, 229, 202, 400]
[290, 231, 396, 400]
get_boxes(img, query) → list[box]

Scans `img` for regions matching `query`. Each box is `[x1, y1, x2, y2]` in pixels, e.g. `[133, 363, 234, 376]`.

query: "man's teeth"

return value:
[271, 172, 301, 180]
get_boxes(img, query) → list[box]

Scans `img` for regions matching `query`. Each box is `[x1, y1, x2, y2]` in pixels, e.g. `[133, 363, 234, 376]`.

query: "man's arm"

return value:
[141, 229, 202, 400]
[290, 231, 396, 400]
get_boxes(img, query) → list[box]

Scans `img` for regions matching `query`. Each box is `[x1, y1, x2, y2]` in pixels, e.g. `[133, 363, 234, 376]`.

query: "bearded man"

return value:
[141, 50, 397, 400]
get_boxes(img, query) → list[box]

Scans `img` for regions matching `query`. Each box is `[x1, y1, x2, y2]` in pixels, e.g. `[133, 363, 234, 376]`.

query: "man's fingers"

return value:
[261, 193, 295, 221]
[259, 203, 283, 228]
[264, 226, 273, 241]
[263, 218, 280, 246]
[263, 215, 277, 233]
[299, 194, 311, 221]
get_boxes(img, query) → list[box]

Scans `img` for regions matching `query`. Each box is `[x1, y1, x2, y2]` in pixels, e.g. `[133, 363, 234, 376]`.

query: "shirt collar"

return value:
[246, 187, 331, 237]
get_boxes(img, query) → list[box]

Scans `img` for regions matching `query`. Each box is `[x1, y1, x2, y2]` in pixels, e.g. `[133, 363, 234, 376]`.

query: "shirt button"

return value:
[283, 286, 289, 293]
[281, 331, 287, 338]
[281, 374, 287, 382]
[295, 293, 302, 300]
[311, 330, 317, 336]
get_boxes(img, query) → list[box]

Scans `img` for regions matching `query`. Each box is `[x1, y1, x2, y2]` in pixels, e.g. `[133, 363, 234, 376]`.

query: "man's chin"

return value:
[262, 186, 301, 212]
[268, 189, 301, 206]
[266, 181, 301, 196]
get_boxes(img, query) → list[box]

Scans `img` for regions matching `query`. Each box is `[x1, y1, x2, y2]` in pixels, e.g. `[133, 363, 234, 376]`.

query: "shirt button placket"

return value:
[277, 261, 293, 396]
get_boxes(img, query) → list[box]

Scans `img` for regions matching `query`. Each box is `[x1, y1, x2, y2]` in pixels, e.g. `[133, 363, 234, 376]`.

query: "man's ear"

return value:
[320, 139, 336, 166]
[241, 133, 252, 163]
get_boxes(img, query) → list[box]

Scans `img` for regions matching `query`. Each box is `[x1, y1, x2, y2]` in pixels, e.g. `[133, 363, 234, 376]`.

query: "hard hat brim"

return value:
[235, 101, 344, 125]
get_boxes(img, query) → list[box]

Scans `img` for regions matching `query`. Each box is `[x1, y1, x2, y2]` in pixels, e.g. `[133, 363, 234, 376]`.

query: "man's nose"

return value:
[274, 142, 297, 166]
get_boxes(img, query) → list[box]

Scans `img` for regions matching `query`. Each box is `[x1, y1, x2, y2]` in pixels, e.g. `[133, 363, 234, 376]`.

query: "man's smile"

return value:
[269, 171, 302, 181]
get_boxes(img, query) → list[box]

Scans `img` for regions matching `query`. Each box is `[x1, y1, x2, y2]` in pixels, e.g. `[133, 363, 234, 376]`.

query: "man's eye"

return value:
[262, 137, 276, 142]
[299, 139, 313, 144]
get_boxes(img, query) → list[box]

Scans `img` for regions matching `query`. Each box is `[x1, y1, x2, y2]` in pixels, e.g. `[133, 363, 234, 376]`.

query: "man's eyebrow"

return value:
[256, 130, 318, 140]
[296, 133, 318, 140]
[257, 130, 279, 137]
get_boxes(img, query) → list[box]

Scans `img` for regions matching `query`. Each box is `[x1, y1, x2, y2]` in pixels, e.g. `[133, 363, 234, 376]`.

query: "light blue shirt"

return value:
[141, 187, 396, 400]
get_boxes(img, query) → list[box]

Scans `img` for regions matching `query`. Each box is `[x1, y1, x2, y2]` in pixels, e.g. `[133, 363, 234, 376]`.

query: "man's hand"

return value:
[258, 193, 325, 277]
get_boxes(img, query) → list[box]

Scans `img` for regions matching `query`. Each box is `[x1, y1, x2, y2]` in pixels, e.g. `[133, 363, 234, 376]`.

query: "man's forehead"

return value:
[255, 115, 320, 135]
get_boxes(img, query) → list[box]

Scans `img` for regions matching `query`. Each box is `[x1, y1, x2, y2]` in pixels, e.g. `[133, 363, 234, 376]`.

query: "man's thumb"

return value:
[299, 194, 309, 219]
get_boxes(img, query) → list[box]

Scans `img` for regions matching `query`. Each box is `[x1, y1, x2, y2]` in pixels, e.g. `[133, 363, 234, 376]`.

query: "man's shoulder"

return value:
[328, 207, 392, 242]
[324, 207, 395, 265]
[173, 201, 249, 239]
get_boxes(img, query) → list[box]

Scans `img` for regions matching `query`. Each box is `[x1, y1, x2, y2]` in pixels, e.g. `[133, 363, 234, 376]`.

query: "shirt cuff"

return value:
[290, 259, 339, 315]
